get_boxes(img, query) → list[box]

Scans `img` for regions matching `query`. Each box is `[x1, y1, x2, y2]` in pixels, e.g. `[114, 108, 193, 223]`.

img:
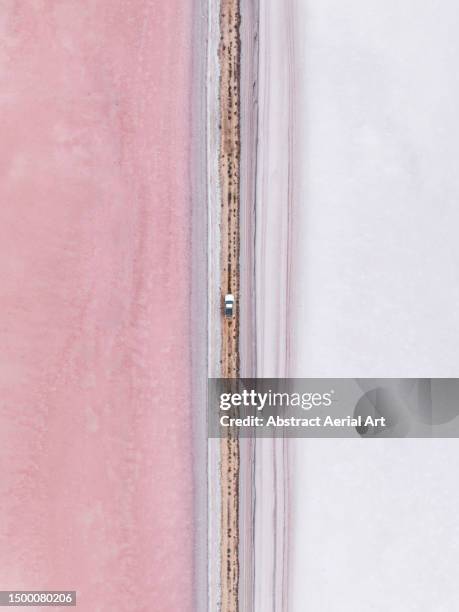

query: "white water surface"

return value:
[257, 1, 459, 610]
[289, 0, 459, 377]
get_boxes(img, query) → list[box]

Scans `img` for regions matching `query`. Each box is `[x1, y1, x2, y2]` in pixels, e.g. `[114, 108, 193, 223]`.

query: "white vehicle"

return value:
[224, 294, 235, 318]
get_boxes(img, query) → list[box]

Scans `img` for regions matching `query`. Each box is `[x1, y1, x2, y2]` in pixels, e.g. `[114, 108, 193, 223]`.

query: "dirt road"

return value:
[219, 0, 241, 610]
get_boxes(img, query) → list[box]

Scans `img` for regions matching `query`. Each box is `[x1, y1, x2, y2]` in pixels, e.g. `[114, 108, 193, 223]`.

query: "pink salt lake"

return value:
[0, 2, 194, 610]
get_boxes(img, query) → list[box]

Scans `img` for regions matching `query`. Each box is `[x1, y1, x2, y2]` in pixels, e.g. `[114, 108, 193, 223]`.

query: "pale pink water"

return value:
[0, 2, 193, 610]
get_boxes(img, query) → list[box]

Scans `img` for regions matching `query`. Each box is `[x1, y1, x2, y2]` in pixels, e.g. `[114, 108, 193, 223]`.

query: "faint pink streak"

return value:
[0, 2, 193, 610]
